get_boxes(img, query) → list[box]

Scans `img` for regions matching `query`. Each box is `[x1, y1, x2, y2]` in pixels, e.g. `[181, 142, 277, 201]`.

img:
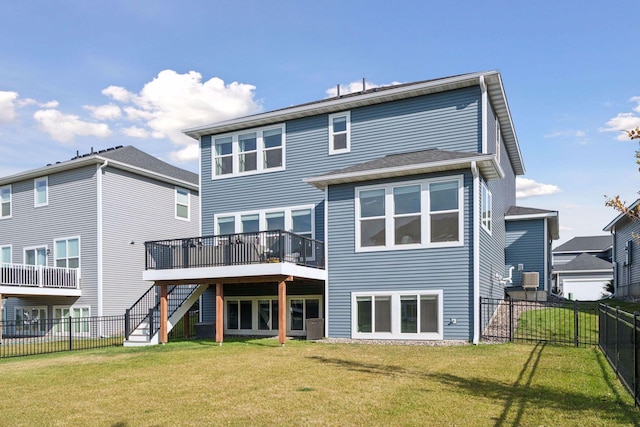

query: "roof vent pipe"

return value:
[336, 84, 340, 97]
[362, 77, 366, 92]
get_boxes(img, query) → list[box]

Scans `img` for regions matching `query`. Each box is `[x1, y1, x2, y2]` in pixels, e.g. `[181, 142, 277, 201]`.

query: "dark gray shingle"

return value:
[553, 236, 612, 253]
[553, 253, 613, 272]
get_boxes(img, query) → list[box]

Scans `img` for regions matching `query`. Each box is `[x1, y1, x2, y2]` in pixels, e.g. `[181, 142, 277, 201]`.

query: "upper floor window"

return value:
[481, 183, 492, 234]
[34, 177, 48, 207]
[1, 245, 11, 264]
[355, 176, 463, 252]
[213, 125, 285, 178]
[175, 187, 190, 220]
[215, 205, 314, 238]
[328, 111, 351, 155]
[24, 246, 47, 266]
[55, 237, 80, 269]
[0, 185, 11, 218]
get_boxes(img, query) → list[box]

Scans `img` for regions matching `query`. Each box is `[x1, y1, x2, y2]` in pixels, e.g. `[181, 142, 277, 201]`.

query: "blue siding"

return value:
[505, 219, 545, 289]
[612, 218, 640, 297]
[327, 172, 474, 340]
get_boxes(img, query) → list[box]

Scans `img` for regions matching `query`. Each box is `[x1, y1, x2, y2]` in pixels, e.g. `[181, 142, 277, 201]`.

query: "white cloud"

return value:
[16, 98, 59, 108]
[33, 109, 111, 143]
[325, 80, 403, 98]
[0, 91, 19, 122]
[106, 70, 262, 161]
[84, 104, 122, 120]
[516, 177, 561, 199]
[601, 97, 640, 140]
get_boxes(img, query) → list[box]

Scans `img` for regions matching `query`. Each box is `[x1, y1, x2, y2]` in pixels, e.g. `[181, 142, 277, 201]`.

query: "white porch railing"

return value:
[0, 263, 80, 289]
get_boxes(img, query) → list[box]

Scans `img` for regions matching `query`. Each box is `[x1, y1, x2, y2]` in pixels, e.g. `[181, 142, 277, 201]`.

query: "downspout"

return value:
[471, 161, 480, 345]
[97, 160, 109, 320]
[543, 219, 548, 292]
[324, 186, 329, 338]
[198, 137, 204, 323]
[612, 227, 617, 296]
[479, 75, 488, 153]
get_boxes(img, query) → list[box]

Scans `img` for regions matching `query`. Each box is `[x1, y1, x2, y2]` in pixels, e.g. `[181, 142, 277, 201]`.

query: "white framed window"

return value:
[34, 176, 48, 207]
[54, 237, 80, 269]
[0, 185, 11, 219]
[352, 290, 443, 340]
[53, 306, 90, 335]
[212, 124, 285, 178]
[481, 183, 492, 234]
[328, 111, 351, 154]
[175, 187, 190, 220]
[15, 306, 48, 335]
[495, 121, 501, 163]
[24, 245, 47, 266]
[1, 244, 11, 264]
[224, 295, 322, 335]
[355, 176, 463, 252]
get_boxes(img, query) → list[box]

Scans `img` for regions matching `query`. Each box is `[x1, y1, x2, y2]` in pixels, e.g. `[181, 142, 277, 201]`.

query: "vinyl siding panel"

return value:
[101, 167, 200, 316]
[479, 103, 516, 299]
[505, 219, 545, 289]
[327, 172, 474, 341]
[612, 218, 640, 296]
[1, 166, 98, 317]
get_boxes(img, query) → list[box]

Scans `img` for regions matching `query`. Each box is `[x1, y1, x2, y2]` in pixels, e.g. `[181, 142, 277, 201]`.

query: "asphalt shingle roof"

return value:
[553, 235, 612, 253]
[506, 206, 557, 216]
[553, 253, 613, 272]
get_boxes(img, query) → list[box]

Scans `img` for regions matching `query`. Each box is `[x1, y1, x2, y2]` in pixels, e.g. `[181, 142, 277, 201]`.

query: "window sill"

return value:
[211, 166, 285, 180]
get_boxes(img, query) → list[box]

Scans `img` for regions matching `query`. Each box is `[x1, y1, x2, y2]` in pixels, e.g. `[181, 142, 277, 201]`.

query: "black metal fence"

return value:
[145, 230, 325, 271]
[0, 315, 124, 358]
[599, 305, 640, 406]
[480, 297, 599, 347]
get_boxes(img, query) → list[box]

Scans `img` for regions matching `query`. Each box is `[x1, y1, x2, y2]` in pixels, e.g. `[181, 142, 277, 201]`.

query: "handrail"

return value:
[0, 263, 80, 289]
[144, 229, 325, 271]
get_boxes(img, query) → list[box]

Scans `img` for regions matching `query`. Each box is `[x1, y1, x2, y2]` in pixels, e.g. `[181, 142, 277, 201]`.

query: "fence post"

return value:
[148, 308, 154, 338]
[574, 300, 579, 348]
[124, 309, 130, 340]
[616, 307, 620, 371]
[634, 311, 639, 406]
[508, 296, 513, 342]
[68, 315, 73, 351]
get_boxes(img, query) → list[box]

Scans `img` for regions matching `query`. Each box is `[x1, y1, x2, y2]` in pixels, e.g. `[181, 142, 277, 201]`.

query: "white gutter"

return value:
[544, 218, 548, 292]
[324, 186, 329, 339]
[471, 161, 480, 345]
[96, 160, 109, 320]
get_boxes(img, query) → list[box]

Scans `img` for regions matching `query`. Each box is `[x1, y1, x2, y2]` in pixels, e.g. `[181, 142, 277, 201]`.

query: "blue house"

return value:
[141, 71, 558, 345]
[604, 199, 640, 297]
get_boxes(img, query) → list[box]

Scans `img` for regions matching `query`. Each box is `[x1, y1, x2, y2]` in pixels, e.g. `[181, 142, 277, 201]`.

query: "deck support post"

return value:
[159, 284, 168, 344]
[278, 278, 288, 346]
[183, 309, 190, 339]
[216, 283, 223, 346]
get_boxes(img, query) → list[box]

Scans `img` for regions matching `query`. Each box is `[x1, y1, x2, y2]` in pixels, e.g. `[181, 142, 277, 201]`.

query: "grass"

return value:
[0, 339, 638, 426]
[515, 305, 599, 345]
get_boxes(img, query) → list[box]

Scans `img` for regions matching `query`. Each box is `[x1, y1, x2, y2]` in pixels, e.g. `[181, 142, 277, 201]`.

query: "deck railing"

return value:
[145, 230, 325, 271]
[0, 263, 80, 289]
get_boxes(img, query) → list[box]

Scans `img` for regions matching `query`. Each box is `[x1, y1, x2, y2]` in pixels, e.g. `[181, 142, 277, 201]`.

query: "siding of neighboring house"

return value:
[101, 167, 200, 316]
[505, 219, 545, 289]
[326, 172, 474, 340]
[479, 103, 516, 299]
[1, 165, 98, 319]
[554, 254, 579, 265]
[612, 218, 640, 296]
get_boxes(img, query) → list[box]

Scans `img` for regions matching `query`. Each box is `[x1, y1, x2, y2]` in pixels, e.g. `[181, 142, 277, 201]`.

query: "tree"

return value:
[604, 127, 640, 223]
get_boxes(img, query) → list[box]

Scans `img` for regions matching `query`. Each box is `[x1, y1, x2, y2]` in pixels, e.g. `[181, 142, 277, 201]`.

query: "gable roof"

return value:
[603, 198, 640, 232]
[303, 149, 503, 189]
[505, 205, 560, 240]
[553, 235, 612, 254]
[553, 252, 613, 273]
[184, 71, 525, 176]
[0, 146, 198, 190]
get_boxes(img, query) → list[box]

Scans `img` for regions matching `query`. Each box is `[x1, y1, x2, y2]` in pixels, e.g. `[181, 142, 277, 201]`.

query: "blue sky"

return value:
[1, 1, 639, 245]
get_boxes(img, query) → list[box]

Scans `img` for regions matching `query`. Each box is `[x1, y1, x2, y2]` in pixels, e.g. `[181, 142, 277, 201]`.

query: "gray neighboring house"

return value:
[604, 199, 640, 297]
[140, 71, 559, 346]
[0, 146, 199, 334]
[551, 235, 613, 300]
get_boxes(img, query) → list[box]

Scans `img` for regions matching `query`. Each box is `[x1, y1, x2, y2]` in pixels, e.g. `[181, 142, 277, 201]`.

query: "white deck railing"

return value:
[0, 263, 80, 289]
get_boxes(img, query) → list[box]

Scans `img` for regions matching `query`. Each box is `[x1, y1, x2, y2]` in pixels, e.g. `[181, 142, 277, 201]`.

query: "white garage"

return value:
[561, 279, 610, 301]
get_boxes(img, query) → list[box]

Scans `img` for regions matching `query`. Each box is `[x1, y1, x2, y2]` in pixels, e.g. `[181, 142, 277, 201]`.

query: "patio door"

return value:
[24, 246, 47, 266]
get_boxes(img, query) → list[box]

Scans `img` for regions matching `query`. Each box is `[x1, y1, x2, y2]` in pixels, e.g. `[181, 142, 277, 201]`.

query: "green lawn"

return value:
[515, 305, 599, 345]
[0, 339, 637, 426]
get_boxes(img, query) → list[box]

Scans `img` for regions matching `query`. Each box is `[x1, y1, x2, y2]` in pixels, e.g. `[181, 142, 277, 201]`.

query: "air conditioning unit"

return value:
[522, 272, 539, 290]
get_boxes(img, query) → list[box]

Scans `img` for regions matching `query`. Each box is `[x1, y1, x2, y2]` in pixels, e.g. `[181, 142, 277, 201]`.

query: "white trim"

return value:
[354, 176, 464, 252]
[97, 162, 107, 318]
[211, 124, 285, 179]
[34, 176, 49, 207]
[480, 75, 487, 153]
[471, 162, 480, 345]
[495, 121, 502, 164]
[175, 186, 190, 221]
[0, 244, 11, 264]
[505, 212, 558, 221]
[552, 269, 613, 274]
[304, 154, 503, 189]
[198, 137, 203, 237]
[328, 111, 351, 155]
[351, 290, 443, 340]
[142, 261, 327, 282]
[481, 182, 492, 235]
[53, 236, 81, 270]
[544, 218, 548, 292]
[214, 204, 315, 240]
[0, 184, 11, 219]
